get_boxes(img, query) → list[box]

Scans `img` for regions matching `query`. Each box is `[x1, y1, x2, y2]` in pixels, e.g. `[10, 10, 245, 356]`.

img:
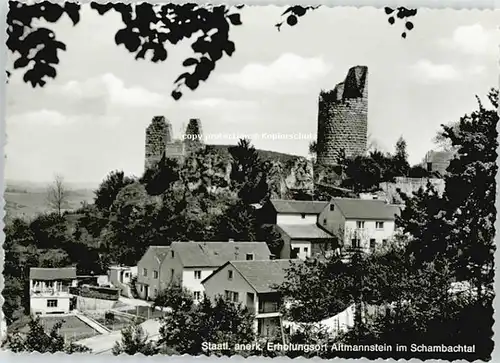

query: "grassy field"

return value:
[5, 188, 95, 222]
[19, 315, 101, 342]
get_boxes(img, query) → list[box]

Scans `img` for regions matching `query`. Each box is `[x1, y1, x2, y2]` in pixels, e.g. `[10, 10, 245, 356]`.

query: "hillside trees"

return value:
[94, 170, 136, 210]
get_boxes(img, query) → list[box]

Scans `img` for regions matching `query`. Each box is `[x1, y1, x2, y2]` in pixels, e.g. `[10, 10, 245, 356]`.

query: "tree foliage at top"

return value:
[7, 1, 417, 98]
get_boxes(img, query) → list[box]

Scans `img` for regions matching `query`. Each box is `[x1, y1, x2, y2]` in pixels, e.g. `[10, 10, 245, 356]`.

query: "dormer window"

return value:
[246, 254, 254, 261]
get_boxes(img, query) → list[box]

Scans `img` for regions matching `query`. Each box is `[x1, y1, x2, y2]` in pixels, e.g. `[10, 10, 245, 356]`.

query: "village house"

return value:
[318, 198, 401, 253]
[259, 199, 329, 225]
[136, 241, 272, 301]
[136, 246, 171, 300]
[202, 259, 293, 338]
[276, 223, 337, 259]
[108, 265, 137, 297]
[29, 267, 78, 315]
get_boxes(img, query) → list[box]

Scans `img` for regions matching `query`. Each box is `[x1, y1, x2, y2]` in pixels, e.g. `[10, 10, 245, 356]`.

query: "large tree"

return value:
[46, 174, 67, 216]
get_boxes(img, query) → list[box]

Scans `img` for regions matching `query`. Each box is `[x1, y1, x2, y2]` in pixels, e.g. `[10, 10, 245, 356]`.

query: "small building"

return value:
[202, 259, 293, 338]
[422, 149, 455, 176]
[136, 241, 272, 302]
[259, 199, 329, 225]
[29, 267, 78, 315]
[136, 246, 171, 301]
[318, 198, 401, 253]
[276, 223, 338, 259]
[108, 265, 137, 297]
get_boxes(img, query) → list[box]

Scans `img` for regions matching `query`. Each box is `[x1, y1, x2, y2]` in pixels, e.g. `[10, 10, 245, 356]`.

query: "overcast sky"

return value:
[5, 6, 499, 186]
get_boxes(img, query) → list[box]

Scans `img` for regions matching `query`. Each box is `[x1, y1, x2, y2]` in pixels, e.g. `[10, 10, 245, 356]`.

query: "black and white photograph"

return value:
[2, 2, 499, 361]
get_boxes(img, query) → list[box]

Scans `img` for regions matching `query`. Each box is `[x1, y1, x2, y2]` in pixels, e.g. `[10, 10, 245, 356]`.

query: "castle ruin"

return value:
[314, 65, 368, 185]
[144, 116, 205, 171]
[316, 65, 368, 166]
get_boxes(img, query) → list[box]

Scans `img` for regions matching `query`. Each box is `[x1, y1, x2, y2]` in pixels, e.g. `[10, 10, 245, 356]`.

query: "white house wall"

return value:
[276, 214, 317, 225]
[182, 267, 215, 298]
[344, 219, 395, 251]
[30, 296, 71, 315]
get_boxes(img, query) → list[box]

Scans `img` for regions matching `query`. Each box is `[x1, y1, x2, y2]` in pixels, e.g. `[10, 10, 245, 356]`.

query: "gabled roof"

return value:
[29, 267, 77, 281]
[142, 246, 171, 264]
[202, 259, 296, 293]
[332, 198, 401, 221]
[269, 199, 328, 215]
[171, 241, 271, 268]
[277, 224, 334, 240]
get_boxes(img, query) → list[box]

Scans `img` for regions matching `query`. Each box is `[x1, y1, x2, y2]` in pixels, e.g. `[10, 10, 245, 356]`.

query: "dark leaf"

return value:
[224, 41, 235, 56]
[182, 58, 198, 67]
[402, 32, 407, 39]
[286, 15, 298, 26]
[228, 13, 242, 26]
[384, 7, 394, 15]
[294, 6, 306, 17]
[388, 16, 395, 25]
[405, 21, 414, 30]
[89, 2, 114, 15]
[174, 72, 190, 83]
[13, 57, 30, 69]
[64, 3, 81, 25]
[172, 90, 182, 100]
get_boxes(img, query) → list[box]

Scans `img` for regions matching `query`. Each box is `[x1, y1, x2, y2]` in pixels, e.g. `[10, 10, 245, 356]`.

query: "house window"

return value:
[194, 291, 202, 300]
[170, 269, 175, 281]
[47, 299, 58, 308]
[224, 290, 231, 300]
[246, 254, 254, 261]
[370, 239, 376, 250]
[351, 239, 360, 248]
[382, 239, 388, 245]
[323, 218, 327, 225]
[330, 204, 335, 211]
[154, 288, 158, 296]
[194, 270, 202, 279]
[124, 273, 129, 278]
[140, 285, 143, 292]
[171, 250, 174, 258]
[427, 162, 433, 172]
[224, 290, 239, 302]
[232, 292, 239, 302]
[301, 213, 306, 219]
[143, 268, 147, 277]
[304, 247, 308, 253]
[356, 221, 365, 229]
[376, 221, 384, 229]
[228, 270, 233, 280]
[153, 270, 159, 279]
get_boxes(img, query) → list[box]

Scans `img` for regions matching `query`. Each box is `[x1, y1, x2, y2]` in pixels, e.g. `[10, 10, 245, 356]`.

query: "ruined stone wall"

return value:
[316, 66, 368, 166]
[145, 116, 172, 171]
[184, 118, 204, 155]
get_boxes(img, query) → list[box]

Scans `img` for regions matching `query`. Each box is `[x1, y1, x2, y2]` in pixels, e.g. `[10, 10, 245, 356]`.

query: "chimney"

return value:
[228, 239, 235, 242]
[234, 246, 239, 260]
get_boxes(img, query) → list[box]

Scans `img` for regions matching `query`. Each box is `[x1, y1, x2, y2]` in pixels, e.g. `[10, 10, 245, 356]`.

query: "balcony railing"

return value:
[31, 287, 71, 296]
[258, 302, 280, 314]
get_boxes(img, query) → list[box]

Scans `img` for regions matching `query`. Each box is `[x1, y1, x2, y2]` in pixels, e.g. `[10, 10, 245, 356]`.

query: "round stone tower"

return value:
[316, 65, 368, 167]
